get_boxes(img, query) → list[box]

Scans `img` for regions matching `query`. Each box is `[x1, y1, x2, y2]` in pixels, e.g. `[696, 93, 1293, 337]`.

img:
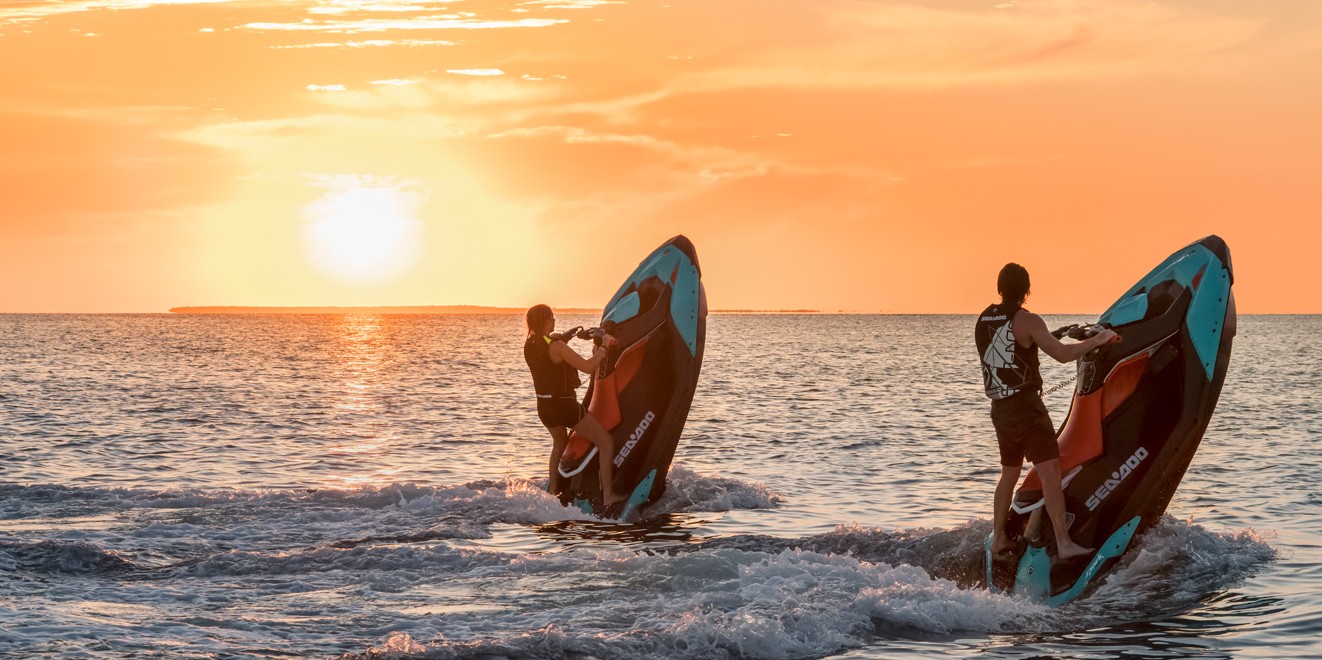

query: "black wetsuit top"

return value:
[524, 335, 581, 399]
[974, 303, 1043, 400]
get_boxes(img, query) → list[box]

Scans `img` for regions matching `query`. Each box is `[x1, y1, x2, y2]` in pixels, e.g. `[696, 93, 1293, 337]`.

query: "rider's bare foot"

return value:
[600, 496, 628, 520]
[1056, 540, 1094, 561]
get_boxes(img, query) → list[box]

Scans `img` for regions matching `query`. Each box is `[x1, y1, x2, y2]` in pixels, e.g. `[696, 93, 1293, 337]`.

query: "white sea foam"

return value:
[1082, 516, 1278, 617]
[647, 465, 784, 514]
[349, 546, 1059, 659]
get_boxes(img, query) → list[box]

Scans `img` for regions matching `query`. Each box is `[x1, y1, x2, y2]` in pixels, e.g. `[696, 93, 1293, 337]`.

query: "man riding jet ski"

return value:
[984, 236, 1235, 605]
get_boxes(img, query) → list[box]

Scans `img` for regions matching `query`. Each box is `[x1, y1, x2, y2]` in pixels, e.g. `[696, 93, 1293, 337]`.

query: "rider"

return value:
[976, 263, 1118, 560]
[524, 304, 625, 508]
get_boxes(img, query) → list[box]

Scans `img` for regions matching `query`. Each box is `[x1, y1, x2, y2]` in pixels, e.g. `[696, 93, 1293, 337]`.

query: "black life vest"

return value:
[524, 335, 582, 398]
[974, 303, 1043, 400]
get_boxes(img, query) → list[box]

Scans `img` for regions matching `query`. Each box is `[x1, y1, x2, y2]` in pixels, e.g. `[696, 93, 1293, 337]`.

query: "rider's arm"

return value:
[1017, 310, 1117, 363]
[549, 340, 608, 373]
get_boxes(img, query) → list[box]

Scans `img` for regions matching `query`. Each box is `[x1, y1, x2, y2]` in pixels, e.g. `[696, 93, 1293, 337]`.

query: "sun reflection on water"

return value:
[318, 314, 403, 490]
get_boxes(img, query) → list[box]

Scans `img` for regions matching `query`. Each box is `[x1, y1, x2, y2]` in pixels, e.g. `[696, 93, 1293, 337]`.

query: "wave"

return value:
[0, 473, 1276, 660]
[648, 465, 784, 514]
[341, 517, 1275, 659]
[0, 539, 141, 575]
[0, 467, 782, 580]
[344, 547, 1036, 660]
[1082, 517, 1278, 618]
[171, 541, 513, 580]
[0, 464, 779, 520]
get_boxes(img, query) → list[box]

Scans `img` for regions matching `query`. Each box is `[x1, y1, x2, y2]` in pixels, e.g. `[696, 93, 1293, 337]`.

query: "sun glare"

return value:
[302, 179, 422, 284]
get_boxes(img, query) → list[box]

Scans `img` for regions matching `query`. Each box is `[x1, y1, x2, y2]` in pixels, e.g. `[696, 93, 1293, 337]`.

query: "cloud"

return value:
[446, 68, 505, 76]
[0, 0, 230, 25]
[241, 16, 565, 32]
[271, 38, 456, 49]
[299, 74, 566, 111]
[671, 0, 1263, 92]
[305, 1, 447, 15]
[519, 0, 622, 8]
[184, 112, 471, 154]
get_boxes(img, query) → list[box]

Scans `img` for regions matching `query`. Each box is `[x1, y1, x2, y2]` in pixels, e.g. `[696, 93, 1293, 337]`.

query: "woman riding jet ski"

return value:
[548, 236, 706, 520]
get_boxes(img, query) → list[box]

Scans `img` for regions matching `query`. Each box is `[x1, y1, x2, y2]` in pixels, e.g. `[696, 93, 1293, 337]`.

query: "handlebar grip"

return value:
[1051, 324, 1079, 339]
[551, 326, 584, 342]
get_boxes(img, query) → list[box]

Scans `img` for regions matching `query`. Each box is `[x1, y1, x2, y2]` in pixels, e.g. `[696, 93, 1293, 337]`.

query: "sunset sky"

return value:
[1, 0, 1317, 313]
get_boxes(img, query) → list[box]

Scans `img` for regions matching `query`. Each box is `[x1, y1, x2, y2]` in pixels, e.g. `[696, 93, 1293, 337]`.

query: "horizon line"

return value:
[0, 304, 1283, 315]
[0, 308, 1312, 316]
[166, 305, 828, 315]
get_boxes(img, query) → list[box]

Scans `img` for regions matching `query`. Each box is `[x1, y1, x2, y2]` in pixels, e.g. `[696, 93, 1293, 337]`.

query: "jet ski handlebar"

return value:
[1050, 323, 1109, 340]
[550, 321, 618, 346]
[1052, 323, 1123, 362]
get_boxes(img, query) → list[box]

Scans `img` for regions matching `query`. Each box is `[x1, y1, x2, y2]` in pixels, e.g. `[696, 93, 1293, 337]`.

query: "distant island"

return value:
[169, 306, 822, 315]
[170, 305, 593, 315]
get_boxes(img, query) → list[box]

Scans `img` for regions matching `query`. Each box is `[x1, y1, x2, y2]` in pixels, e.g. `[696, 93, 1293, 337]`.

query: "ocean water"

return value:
[0, 313, 1315, 659]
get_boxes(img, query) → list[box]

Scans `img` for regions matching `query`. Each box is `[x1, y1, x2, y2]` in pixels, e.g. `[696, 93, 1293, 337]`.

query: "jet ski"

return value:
[554, 235, 707, 520]
[985, 235, 1236, 604]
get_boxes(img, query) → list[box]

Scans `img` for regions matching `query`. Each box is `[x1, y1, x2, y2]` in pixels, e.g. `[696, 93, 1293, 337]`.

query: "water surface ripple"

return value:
[0, 314, 1313, 659]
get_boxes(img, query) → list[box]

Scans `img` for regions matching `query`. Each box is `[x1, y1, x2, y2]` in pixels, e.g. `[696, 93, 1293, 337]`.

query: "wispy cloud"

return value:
[271, 38, 456, 48]
[183, 112, 472, 153]
[242, 16, 565, 32]
[299, 75, 565, 111]
[0, 0, 230, 25]
[305, 1, 445, 15]
[672, 0, 1262, 92]
[519, 0, 622, 8]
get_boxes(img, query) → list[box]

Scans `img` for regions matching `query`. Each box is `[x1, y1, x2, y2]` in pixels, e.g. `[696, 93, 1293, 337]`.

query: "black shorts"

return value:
[537, 397, 585, 429]
[990, 391, 1059, 466]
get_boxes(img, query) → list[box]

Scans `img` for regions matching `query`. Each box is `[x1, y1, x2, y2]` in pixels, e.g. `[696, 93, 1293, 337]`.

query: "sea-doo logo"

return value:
[614, 411, 655, 467]
[1086, 447, 1149, 511]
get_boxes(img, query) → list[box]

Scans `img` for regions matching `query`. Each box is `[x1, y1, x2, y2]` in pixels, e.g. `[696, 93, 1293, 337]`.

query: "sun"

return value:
[302, 179, 423, 284]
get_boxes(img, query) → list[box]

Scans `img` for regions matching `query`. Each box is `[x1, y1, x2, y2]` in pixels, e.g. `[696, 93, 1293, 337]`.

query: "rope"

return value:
[1042, 374, 1077, 397]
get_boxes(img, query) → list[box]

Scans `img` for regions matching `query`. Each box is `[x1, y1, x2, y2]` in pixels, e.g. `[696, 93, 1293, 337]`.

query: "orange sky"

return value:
[1, 0, 1317, 313]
